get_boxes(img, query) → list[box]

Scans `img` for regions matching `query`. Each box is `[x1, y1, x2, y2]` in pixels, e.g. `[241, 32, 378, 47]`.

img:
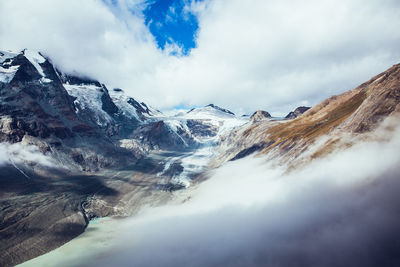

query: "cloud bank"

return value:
[1, 0, 399, 114]
[61, 118, 400, 267]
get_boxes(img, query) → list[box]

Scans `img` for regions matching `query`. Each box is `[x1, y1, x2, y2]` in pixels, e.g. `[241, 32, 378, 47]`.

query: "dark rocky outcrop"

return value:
[100, 86, 119, 116]
[130, 121, 195, 151]
[230, 141, 274, 161]
[186, 119, 218, 137]
[127, 97, 152, 119]
[285, 106, 310, 119]
[250, 110, 271, 122]
[60, 73, 102, 87]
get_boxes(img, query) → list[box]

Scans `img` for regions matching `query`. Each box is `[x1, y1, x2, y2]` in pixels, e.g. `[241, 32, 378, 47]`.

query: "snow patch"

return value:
[0, 65, 19, 83]
[24, 49, 46, 77]
[109, 90, 142, 121]
[109, 89, 162, 122]
[0, 51, 18, 64]
[64, 84, 113, 127]
[40, 77, 52, 83]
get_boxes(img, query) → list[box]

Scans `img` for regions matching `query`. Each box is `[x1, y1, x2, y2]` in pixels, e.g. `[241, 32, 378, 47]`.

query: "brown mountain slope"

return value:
[212, 63, 400, 167]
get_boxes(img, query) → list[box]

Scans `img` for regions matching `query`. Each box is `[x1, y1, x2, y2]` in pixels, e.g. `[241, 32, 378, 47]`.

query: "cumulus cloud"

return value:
[1, 0, 399, 115]
[50, 118, 399, 267]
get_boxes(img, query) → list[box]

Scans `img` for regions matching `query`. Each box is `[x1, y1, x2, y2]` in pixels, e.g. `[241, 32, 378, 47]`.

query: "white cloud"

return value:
[0, 143, 56, 167]
[1, 0, 399, 115]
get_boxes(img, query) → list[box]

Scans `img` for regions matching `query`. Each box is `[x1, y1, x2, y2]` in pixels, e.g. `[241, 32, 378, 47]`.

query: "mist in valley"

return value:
[31, 118, 400, 267]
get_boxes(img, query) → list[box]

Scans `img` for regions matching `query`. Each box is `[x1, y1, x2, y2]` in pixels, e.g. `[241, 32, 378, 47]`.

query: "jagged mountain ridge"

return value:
[0, 50, 148, 170]
[187, 104, 235, 116]
[0, 49, 246, 171]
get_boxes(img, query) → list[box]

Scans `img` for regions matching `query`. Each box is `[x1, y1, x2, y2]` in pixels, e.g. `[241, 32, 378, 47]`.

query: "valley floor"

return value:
[0, 149, 207, 267]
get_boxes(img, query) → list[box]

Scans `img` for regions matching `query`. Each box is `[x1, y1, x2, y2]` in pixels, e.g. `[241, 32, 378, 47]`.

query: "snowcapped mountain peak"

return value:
[205, 104, 235, 115]
[185, 104, 236, 120]
[0, 49, 54, 84]
[22, 49, 47, 77]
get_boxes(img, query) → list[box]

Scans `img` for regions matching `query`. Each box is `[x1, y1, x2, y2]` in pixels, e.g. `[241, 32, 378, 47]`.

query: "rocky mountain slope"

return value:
[211, 63, 400, 169]
[0, 50, 142, 171]
[0, 50, 243, 172]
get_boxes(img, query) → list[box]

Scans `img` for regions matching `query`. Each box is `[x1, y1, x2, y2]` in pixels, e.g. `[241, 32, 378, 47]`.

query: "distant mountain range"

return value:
[1, 49, 399, 267]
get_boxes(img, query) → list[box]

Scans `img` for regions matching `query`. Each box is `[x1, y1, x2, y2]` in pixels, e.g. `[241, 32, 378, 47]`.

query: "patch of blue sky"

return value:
[143, 0, 202, 55]
[173, 103, 200, 110]
[102, 0, 118, 7]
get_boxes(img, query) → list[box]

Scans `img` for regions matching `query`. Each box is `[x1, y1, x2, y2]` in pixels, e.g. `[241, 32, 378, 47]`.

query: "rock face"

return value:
[0, 50, 144, 171]
[250, 110, 271, 122]
[0, 50, 215, 171]
[0, 49, 248, 173]
[284, 106, 310, 119]
[129, 120, 196, 151]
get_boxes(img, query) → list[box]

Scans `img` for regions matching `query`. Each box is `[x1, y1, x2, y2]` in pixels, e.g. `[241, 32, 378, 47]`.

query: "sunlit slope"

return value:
[214, 63, 400, 166]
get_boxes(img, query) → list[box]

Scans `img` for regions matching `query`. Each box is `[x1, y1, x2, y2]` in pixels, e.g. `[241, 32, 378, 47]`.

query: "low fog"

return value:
[72, 120, 400, 267]
[0, 143, 55, 167]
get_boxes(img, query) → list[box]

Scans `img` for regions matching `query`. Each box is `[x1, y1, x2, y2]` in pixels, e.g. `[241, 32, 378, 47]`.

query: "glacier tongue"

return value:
[154, 106, 248, 187]
[0, 65, 19, 83]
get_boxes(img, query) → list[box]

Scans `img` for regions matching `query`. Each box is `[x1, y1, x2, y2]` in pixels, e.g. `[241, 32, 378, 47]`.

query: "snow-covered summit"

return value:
[22, 49, 47, 78]
[184, 104, 235, 120]
[0, 49, 52, 84]
[158, 103, 247, 147]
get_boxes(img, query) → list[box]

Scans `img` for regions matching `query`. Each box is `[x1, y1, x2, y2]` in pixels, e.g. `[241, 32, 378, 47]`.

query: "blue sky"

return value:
[143, 0, 201, 55]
